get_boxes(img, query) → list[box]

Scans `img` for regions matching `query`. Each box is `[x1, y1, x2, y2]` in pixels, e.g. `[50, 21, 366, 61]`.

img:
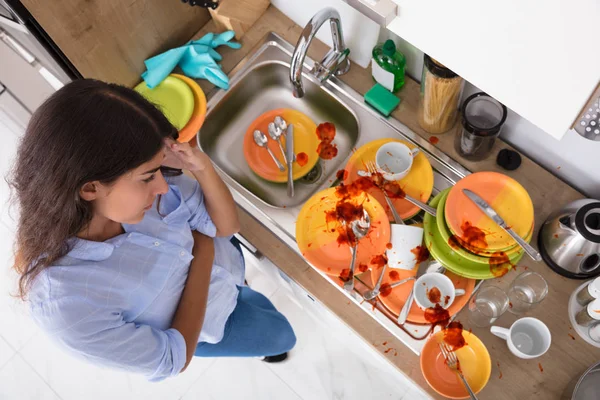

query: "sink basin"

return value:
[199, 61, 359, 208]
[197, 32, 474, 356]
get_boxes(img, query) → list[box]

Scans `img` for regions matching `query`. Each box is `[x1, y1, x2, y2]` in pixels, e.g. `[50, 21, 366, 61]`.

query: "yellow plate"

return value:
[243, 109, 319, 183]
[343, 138, 434, 220]
[421, 330, 491, 399]
[296, 187, 391, 279]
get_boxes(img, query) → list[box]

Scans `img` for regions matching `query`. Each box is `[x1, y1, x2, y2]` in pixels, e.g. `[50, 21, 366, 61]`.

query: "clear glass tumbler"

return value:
[468, 285, 510, 327]
[508, 272, 548, 315]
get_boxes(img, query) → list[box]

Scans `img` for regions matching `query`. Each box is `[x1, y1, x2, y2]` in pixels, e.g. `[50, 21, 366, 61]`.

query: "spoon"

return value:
[253, 130, 285, 172]
[274, 116, 296, 162]
[344, 210, 371, 292]
[268, 122, 288, 165]
[363, 276, 414, 301]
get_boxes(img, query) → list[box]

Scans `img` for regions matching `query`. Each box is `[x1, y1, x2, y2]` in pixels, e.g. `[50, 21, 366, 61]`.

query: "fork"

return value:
[366, 161, 403, 225]
[438, 343, 479, 400]
[365, 161, 437, 217]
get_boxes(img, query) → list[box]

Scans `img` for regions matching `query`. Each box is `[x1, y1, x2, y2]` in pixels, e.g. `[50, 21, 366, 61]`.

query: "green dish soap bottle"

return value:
[371, 39, 406, 93]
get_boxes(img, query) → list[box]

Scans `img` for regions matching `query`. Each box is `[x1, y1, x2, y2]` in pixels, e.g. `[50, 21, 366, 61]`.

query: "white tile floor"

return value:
[0, 112, 429, 399]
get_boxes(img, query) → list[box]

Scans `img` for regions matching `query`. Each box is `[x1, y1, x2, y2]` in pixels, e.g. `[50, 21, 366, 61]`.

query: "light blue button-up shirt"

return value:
[29, 174, 244, 381]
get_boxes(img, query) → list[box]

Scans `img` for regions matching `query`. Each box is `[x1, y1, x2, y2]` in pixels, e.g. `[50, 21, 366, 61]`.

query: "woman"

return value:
[9, 79, 296, 381]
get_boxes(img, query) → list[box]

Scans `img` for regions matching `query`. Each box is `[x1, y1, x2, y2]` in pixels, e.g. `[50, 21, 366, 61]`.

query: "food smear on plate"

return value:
[358, 263, 369, 273]
[339, 268, 352, 282]
[443, 321, 466, 351]
[371, 254, 387, 269]
[459, 220, 488, 249]
[448, 235, 461, 250]
[386, 242, 393, 250]
[336, 169, 349, 181]
[380, 282, 393, 297]
[489, 251, 514, 277]
[389, 270, 400, 281]
[424, 303, 450, 327]
[316, 122, 338, 159]
[411, 245, 430, 263]
[296, 152, 308, 167]
[426, 286, 442, 303]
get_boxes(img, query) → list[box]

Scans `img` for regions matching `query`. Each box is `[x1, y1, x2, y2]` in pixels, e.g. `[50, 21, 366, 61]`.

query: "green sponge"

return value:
[364, 83, 400, 117]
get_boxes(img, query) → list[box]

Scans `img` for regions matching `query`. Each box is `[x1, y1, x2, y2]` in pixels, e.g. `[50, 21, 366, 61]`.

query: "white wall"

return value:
[271, 1, 600, 199]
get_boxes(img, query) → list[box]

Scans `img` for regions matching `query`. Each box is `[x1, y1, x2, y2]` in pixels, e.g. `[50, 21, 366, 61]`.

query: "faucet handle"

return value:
[312, 47, 350, 82]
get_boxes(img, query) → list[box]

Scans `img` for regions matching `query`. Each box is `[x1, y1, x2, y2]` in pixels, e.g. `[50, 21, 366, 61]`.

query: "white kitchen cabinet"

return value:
[351, 0, 600, 140]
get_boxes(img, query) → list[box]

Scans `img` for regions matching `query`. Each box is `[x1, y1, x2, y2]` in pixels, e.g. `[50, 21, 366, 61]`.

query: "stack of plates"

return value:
[424, 172, 534, 279]
[134, 74, 207, 143]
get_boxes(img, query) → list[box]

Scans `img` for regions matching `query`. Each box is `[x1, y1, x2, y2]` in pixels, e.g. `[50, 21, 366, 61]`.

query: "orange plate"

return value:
[421, 330, 491, 399]
[343, 138, 434, 220]
[372, 268, 475, 324]
[296, 187, 391, 278]
[243, 109, 319, 182]
[445, 171, 534, 252]
[171, 74, 207, 143]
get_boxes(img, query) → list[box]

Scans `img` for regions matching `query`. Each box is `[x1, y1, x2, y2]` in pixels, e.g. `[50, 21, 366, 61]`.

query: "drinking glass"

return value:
[468, 285, 510, 327]
[508, 272, 548, 315]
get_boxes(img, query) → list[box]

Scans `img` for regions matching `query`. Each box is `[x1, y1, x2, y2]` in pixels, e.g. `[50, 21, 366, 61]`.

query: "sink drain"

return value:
[299, 163, 322, 184]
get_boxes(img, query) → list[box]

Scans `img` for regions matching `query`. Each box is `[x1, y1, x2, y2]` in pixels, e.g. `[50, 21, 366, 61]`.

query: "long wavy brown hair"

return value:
[8, 79, 180, 299]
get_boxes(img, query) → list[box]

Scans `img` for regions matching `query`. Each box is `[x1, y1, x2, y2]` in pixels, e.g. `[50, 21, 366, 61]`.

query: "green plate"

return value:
[424, 190, 523, 280]
[134, 76, 194, 130]
[436, 189, 525, 264]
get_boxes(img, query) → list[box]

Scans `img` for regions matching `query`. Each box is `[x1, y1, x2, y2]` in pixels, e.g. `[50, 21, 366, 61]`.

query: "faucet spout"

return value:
[290, 8, 351, 98]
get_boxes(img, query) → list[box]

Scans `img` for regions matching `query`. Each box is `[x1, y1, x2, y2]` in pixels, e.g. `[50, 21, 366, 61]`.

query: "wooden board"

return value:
[20, 0, 211, 87]
[199, 6, 600, 399]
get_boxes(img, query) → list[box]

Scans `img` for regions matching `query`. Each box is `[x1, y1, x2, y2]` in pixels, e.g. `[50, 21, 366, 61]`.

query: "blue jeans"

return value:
[194, 237, 296, 357]
[194, 286, 297, 357]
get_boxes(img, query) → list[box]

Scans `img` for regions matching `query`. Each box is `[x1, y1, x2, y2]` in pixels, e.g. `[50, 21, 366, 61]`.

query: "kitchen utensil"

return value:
[539, 199, 600, 279]
[427, 259, 446, 274]
[134, 75, 195, 130]
[491, 317, 551, 359]
[386, 223, 424, 271]
[343, 209, 371, 292]
[445, 172, 534, 252]
[274, 115, 296, 162]
[437, 189, 530, 261]
[243, 109, 318, 182]
[424, 190, 525, 279]
[296, 188, 390, 278]
[567, 360, 600, 400]
[455, 92, 507, 161]
[413, 272, 466, 309]
[267, 122, 288, 165]
[462, 188, 541, 261]
[507, 271, 548, 314]
[576, 277, 600, 306]
[397, 257, 429, 324]
[468, 285, 509, 327]
[286, 124, 295, 197]
[373, 266, 475, 324]
[171, 74, 207, 143]
[568, 280, 600, 348]
[343, 138, 434, 221]
[363, 276, 414, 301]
[366, 161, 403, 224]
[439, 343, 479, 400]
[420, 330, 491, 399]
[375, 142, 420, 181]
[253, 130, 285, 172]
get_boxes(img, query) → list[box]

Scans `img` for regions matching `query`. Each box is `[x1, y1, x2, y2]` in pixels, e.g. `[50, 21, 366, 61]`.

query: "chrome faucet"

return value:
[289, 8, 351, 98]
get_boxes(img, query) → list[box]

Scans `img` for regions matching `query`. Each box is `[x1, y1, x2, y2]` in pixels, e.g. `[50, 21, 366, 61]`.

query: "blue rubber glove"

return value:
[180, 48, 230, 90]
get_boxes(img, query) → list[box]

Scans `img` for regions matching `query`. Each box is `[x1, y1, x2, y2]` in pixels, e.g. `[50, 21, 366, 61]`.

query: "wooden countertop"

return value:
[190, 6, 600, 399]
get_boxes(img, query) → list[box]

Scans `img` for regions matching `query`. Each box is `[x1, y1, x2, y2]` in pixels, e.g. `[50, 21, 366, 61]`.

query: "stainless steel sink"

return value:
[199, 61, 359, 208]
[197, 33, 474, 355]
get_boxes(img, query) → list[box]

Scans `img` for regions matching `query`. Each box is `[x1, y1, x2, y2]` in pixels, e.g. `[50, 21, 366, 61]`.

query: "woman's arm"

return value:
[170, 230, 215, 371]
[163, 140, 239, 237]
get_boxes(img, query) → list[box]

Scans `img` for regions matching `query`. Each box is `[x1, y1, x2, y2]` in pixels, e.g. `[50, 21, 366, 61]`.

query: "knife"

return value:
[462, 188, 542, 262]
[397, 259, 430, 324]
[286, 124, 294, 197]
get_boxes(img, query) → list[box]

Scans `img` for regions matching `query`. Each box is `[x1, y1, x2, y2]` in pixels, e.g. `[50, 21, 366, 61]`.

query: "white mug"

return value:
[386, 224, 424, 271]
[413, 272, 466, 309]
[490, 317, 551, 359]
[375, 142, 420, 181]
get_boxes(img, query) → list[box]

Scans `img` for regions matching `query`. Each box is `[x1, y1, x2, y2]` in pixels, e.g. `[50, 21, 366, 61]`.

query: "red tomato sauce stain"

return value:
[489, 251, 514, 277]
[339, 268, 352, 282]
[411, 246, 430, 263]
[316, 122, 338, 160]
[448, 235, 461, 250]
[538, 363, 543, 373]
[429, 136, 439, 145]
[568, 333, 576, 340]
[444, 295, 451, 306]
[336, 169, 348, 181]
[424, 304, 450, 328]
[443, 321, 466, 351]
[427, 286, 442, 304]
[364, 170, 407, 199]
[386, 242, 393, 250]
[357, 263, 369, 273]
[509, 301, 513, 309]
[380, 283, 393, 297]
[497, 362, 503, 379]
[296, 152, 309, 167]
[371, 254, 388, 269]
[460, 221, 488, 249]
[389, 270, 400, 281]
[553, 234, 559, 239]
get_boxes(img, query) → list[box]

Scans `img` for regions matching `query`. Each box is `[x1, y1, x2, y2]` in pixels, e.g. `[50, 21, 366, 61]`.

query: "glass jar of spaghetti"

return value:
[418, 55, 464, 134]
